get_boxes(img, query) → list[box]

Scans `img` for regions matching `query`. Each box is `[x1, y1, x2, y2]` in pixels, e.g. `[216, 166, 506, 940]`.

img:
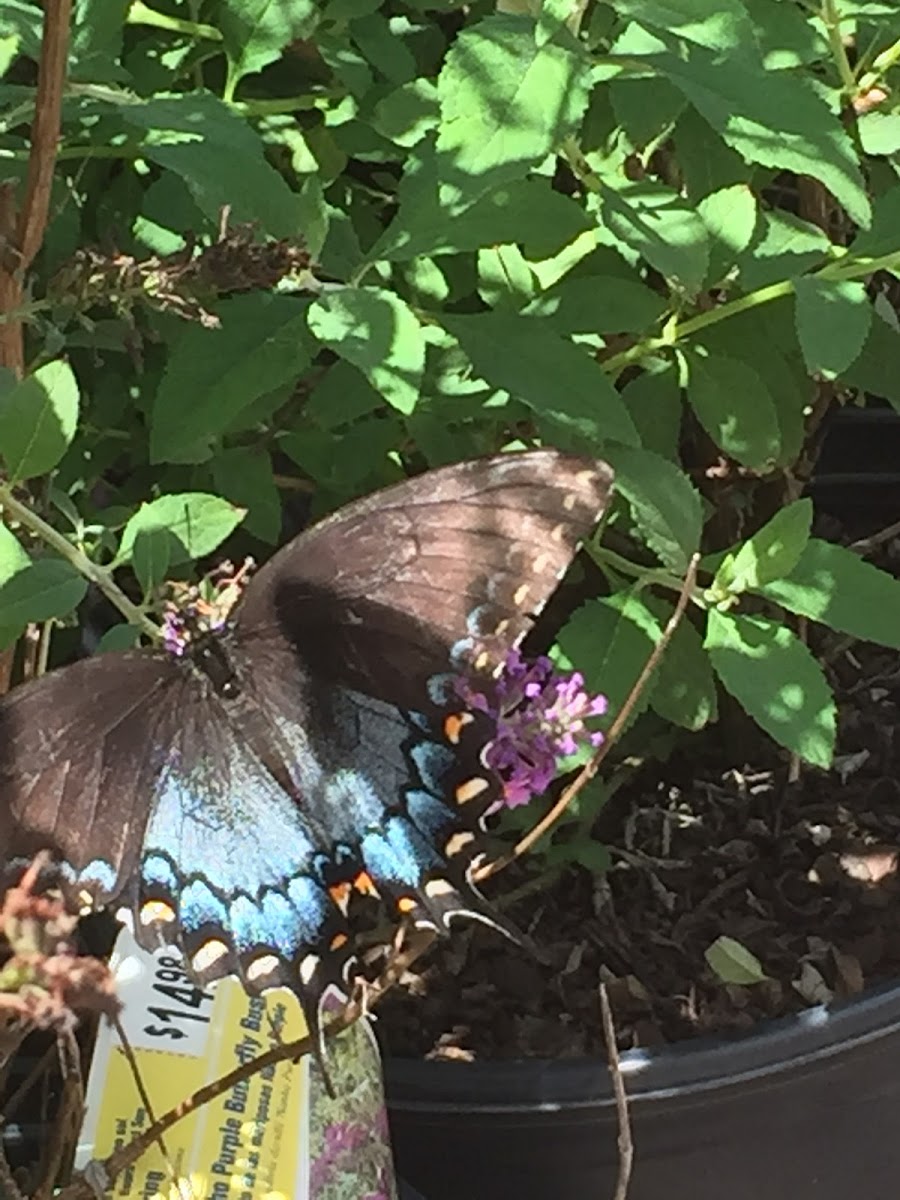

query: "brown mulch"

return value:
[377, 541, 900, 1062]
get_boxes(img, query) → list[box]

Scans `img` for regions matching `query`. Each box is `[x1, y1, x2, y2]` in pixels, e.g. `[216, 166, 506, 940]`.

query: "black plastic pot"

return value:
[383, 978, 900, 1200]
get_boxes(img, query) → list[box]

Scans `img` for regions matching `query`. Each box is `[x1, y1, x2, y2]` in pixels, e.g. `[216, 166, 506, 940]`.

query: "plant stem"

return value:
[127, 1, 222, 41]
[820, 0, 857, 93]
[0, 485, 160, 640]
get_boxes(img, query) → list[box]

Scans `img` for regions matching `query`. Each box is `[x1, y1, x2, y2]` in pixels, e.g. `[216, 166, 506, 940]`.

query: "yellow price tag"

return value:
[77, 928, 397, 1200]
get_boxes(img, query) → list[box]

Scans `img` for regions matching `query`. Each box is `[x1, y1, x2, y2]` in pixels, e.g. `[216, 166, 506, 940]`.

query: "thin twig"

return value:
[850, 516, 900, 556]
[17, 0, 72, 270]
[477, 554, 699, 881]
[600, 983, 633, 1200]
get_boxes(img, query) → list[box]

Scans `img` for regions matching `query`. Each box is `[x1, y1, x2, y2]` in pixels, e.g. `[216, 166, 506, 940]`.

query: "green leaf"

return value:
[629, 29, 870, 227]
[556, 593, 659, 731]
[756, 539, 900, 650]
[696, 184, 757, 285]
[132, 527, 172, 595]
[308, 287, 425, 416]
[0, 360, 79, 482]
[219, 0, 317, 86]
[150, 294, 312, 463]
[704, 609, 836, 768]
[613, 0, 755, 51]
[96, 624, 142, 653]
[841, 311, 900, 413]
[0, 559, 87, 628]
[524, 274, 665, 335]
[713, 499, 813, 597]
[121, 93, 302, 237]
[435, 15, 590, 211]
[620, 364, 682, 461]
[0, 524, 30, 581]
[305, 360, 384, 429]
[858, 113, 900, 158]
[604, 444, 702, 572]
[210, 447, 281, 543]
[375, 170, 593, 262]
[685, 350, 780, 470]
[735, 210, 830, 291]
[441, 312, 640, 449]
[115, 494, 245, 567]
[793, 279, 872, 381]
[646, 595, 717, 730]
[705, 935, 768, 985]
[849, 186, 900, 260]
[600, 181, 709, 297]
[351, 13, 416, 84]
[373, 79, 440, 148]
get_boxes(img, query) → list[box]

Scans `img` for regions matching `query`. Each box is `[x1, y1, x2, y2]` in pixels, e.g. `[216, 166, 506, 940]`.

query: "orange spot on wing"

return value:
[353, 871, 379, 897]
[330, 932, 349, 951]
[444, 713, 465, 745]
[329, 882, 352, 911]
[396, 896, 417, 914]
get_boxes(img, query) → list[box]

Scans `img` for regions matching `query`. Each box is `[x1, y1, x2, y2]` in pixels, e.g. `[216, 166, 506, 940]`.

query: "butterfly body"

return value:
[0, 451, 613, 1037]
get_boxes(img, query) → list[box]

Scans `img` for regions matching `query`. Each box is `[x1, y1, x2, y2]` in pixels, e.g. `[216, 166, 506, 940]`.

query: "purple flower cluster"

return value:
[458, 648, 607, 808]
[160, 558, 255, 656]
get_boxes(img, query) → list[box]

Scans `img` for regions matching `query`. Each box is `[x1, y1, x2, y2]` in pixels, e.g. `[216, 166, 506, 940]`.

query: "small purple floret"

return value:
[458, 648, 607, 809]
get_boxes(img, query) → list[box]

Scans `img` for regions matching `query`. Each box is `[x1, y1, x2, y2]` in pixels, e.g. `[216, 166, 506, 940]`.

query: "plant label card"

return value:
[76, 928, 397, 1200]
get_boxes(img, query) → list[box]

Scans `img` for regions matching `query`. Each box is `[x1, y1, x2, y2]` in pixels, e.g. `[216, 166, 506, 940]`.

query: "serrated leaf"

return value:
[849, 186, 900, 260]
[151, 294, 311, 463]
[713, 499, 812, 597]
[705, 609, 836, 768]
[841, 311, 900, 413]
[308, 287, 425, 416]
[685, 350, 780, 470]
[735, 210, 830, 291]
[373, 78, 440, 148]
[756, 538, 900, 649]
[0, 360, 79, 481]
[441, 312, 640, 449]
[600, 181, 709, 297]
[696, 184, 757, 285]
[628, 29, 870, 227]
[0, 559, 87, 627]
[604, 444, 702, 572]
[793, 278, 872, 381]
[435, 14, 590, 211]
[132, 527, 171, 595]
[705, 935, 768, 985]
[115, 494, 244, 567]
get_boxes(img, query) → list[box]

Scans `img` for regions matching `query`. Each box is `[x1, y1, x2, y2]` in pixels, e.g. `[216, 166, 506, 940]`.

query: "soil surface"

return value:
[377, 526, 900, 1061]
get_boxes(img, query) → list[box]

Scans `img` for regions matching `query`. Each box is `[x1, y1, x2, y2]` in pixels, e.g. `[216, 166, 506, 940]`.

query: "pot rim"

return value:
[382, 975, 900, 1113]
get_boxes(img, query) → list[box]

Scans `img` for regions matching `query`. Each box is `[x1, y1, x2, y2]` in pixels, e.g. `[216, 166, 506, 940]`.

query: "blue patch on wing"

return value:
[180, 878, 227, 933]
[362, 815, 442, 888]
[411, 741, 456, 794]
[406, 789, 455, 842]
[77, 858, 118, 894]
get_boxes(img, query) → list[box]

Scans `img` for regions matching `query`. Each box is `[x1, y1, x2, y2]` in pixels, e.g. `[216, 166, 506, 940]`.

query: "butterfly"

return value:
[0, 450, 613, 1046]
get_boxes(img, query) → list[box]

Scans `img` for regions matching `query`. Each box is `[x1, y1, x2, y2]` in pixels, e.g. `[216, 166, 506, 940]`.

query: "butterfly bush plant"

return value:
[2, 0, 900, 1069]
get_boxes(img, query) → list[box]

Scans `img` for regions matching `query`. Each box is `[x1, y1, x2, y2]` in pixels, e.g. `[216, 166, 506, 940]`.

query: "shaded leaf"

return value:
[308, 287, 425, 416]
[115, 494, 245, 567]
[793, 278, 872, 380]
[605, 444, 702, 572]
[705, 609, 836, 768]
[685, 350, 780, 469]
[713, 499, 813, 597]
[0, 360, 79, 481]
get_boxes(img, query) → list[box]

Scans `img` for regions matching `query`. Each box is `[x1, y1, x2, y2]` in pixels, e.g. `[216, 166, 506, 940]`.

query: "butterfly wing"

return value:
[228, 450, 613, 940]
[0, 651, 179, 902]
